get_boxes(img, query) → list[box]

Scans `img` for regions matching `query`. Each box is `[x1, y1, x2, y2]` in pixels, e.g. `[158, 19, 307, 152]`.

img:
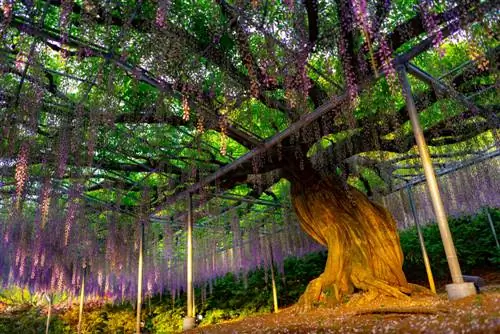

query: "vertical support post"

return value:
[183, 193, 195, 330]
[485, 208, 500, 249]
[398, 66, 475, 300]
[45, 293, 51, 334]
[77, 266, 86, 334]
[136, 222, 144, 334]
[269, 242, 279, 313]
[192, 287, 196, 318]
[187, 193, 193, 318]
[406, 186, 436, 293]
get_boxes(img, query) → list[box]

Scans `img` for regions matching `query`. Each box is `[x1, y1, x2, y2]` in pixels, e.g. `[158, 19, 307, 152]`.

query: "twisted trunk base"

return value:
[290, 175, 427, 311]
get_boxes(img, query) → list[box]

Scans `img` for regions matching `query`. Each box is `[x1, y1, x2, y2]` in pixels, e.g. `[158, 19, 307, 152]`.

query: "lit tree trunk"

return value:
[290, 171, 413, 311]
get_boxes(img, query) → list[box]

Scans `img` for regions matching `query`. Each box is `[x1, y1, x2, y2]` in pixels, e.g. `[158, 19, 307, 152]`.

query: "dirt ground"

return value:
[186, 286, 500, 333]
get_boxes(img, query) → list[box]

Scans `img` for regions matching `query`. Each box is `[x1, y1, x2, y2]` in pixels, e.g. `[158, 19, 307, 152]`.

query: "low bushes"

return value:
[400, 208, 500, 282]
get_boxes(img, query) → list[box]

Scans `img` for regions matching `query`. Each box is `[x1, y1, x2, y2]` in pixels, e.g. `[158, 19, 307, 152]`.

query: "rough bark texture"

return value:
[290, 172, 415, 311]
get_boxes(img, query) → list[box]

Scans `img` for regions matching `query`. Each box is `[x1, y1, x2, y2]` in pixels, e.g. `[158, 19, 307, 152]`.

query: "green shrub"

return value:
[148, 305, 184, 333]
[0, 307, 70, 334]
[103, 310, 135, 333]
[199, 309, 228, 325]
[400, 208, 500, 282]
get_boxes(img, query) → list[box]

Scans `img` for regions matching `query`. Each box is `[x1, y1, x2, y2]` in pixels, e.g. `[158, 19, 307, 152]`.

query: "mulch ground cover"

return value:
[187, 287, 500, 333]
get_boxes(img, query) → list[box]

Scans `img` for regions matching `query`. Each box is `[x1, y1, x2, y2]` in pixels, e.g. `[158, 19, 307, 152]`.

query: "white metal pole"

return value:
[269, 242, 279, 313]
[45, 294, 51, 334]
[136, 222, 144, 334]
[485, 208, 500, 249]
[183, 193, 195, 330]
[407, 186, 436, 293]
[77, 266, 86, 334]
[187, 193, 193, 318]
[398, 66, 475, 299]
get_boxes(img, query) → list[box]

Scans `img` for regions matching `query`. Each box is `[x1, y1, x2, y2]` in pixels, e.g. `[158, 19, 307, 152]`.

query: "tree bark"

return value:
[290, 170, 413, 310]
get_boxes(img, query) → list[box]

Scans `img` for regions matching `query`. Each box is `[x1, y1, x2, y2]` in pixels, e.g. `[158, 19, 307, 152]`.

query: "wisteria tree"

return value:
[0, 0, 497, 311]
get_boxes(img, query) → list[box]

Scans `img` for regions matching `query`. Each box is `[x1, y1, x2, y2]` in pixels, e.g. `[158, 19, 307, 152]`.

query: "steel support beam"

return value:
[183, 193, 196, 330]
[407, 63, 485, 115]
[398, 66, 476, 300]
[77, 266, 86, 334]
[136, 222, 144, 334]
[406, 185, 436, 293]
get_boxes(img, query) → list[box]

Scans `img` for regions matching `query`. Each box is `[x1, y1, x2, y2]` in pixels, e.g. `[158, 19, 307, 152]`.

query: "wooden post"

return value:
[187, 193, 193, 318]
[183, 194, 195, 330]
[77, 266, 86, 334]
[485, 208, 500, 249]
[398, 66, 475, 299]
[406, 186, 436, 293]
[192, 288, 196, 319]
[136, 222, 144, 334]
[269, 242, 279, 313]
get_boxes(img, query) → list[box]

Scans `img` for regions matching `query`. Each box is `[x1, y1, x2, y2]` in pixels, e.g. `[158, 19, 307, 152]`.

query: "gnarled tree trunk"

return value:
[289, 171, 414, 310]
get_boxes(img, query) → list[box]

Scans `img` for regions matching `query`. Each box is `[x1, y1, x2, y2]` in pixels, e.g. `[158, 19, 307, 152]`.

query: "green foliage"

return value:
[281, 251, 327, 304]
[147, 305, 184, 334]
[199, 250, 326, 320]
[59, 304, 137, 334]
[203, 272, 270, 312]
[199, 309, 228, 326]
[400, 208, 500, 281]
[0, 307, 69, 334]
[0, 287, 37, 307]
[105, 310, 136, 333]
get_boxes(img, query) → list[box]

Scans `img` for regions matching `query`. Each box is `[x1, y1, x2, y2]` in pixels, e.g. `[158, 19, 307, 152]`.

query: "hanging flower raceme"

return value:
[57, 267, 65, 291]
[196, 114, 205, 134]
[15, 142, 29, 210]
[156, 0, 171, 27]
[64, 185, 82, 246]
[352, 0, 378, 75]
[234, 24, 259, 98]
[258, 59, 277, 89]
[31, 240, 42, 280]
[64, 204, 77, 246]
[182, 95, 190, 121]
[297, 47, 311, 98]
[338, 32, 359, 112]
[377, 36, 397, 92]
[15, 52, 26, 71]
[57, 130, 69, 179]
[105, 219, 117, 268]
[60, 0, 73, 43]
[284, 0, 294, 11]
[39, 178, 52, 229]
[0, 0, 13, 36]
[467, 40, 489, 71]
[420, 0, 445, 57]
[87, 108, 99, 165]
[164, 224, 173, 261]
[1, 0, 12, 19]
[219, 114, 228, 156]
[155, 8, 165, 28]
[71, 104, 85, 154]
